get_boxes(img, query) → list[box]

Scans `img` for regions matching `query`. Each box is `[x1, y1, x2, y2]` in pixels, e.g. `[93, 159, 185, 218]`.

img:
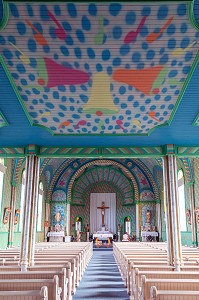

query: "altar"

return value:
[141, 231, 158, 242]
[93, 231, 113, 240]
[47, 231, 65, 242]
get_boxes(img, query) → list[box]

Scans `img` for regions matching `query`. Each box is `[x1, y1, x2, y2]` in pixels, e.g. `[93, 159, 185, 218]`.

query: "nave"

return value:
[2, 240, 199, 299]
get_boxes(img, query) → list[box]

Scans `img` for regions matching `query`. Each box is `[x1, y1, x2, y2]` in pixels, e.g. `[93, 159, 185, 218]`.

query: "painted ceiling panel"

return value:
[0, 1, 198, 136]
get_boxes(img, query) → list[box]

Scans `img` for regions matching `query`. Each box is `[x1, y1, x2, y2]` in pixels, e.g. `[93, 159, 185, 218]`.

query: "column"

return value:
[156, 203, 162, 241]
[28, 156, 40, 266]
[136, 203, 140, 241]
[20, 151, 40, 271]
[189, 184, 197, 247]
[7, 183, 16, 248]
[66, 203, 71, 236]
[163, 155, 182, 271]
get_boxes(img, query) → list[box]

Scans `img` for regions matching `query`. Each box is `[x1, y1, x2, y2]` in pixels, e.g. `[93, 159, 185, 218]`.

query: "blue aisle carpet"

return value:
[72, 249, 130, 300]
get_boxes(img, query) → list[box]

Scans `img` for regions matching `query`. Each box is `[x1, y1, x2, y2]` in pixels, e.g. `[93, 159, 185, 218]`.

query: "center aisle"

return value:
[72, 248, 130, 300]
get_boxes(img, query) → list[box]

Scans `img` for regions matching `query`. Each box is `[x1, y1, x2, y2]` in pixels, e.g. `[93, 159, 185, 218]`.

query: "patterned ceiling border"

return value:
[68, 159, 140, 202]
[39, 146, 164, 157]
[1, 145, 199, 157]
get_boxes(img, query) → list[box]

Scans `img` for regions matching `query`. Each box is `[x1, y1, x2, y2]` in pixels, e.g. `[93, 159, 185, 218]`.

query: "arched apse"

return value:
[68, 159, 139, 204]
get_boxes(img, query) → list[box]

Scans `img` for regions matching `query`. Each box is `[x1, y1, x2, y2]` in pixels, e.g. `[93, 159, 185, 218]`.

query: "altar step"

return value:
[93, 247, 113, 251]
[72, 249, 130, 300]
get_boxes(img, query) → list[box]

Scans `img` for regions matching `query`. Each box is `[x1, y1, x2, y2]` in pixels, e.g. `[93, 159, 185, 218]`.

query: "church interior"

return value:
[1, 0, 199, 299]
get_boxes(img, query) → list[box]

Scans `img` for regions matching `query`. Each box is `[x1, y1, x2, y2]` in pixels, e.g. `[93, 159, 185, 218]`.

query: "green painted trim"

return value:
[5, 0, 189, 3]
[39, 146, 164, 158]
[0, 2, 9, 31]
[0, 111, 9, 128]
[3, 145, 199, 158]
[135, 200, 158, 204]
[188, 1, 199, 31]
[177, 146, 199, 157]
[0, 148, 25, 157]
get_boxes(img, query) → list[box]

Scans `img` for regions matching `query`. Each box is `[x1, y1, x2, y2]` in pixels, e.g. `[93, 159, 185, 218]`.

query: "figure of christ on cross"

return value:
[97, 201, 110, 227]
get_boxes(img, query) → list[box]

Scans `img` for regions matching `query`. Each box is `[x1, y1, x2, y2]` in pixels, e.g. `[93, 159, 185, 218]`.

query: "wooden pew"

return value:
[0, 286, 48, 300]
[150, 286, 199, 300]
[140, 276, 199, 300]
[134, 269, 199, 300]
[0, 275, 60, 300]
[0, 269, 68, 300]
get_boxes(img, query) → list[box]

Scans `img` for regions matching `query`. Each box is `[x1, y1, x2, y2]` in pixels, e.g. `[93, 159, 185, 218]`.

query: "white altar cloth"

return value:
[93, 233, 113, 240]
[47, 231, 65, 242]
[47, 231, 65, 236]
[141, 231, 158, 242]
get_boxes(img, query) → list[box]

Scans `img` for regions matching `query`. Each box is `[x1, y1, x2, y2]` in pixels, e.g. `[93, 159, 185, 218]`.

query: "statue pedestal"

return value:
[118, 231, 121, 242]
[87, 232, 89, 242]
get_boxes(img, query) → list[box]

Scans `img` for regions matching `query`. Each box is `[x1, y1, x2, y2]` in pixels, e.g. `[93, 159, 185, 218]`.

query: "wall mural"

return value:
[133, 166, 150, 189]
[51, 202, 66, 227]
[0, 2, 198, 135]
[52, 189, 66, 201]
[140, 190, 154, 201]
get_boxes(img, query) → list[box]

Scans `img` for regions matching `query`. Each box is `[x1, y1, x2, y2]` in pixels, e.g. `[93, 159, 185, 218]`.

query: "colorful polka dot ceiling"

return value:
[0, 2, 198, 135]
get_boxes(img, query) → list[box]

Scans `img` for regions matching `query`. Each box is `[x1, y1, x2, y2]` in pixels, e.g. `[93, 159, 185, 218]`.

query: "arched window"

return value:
[37, 182, 43, 231]
[0, 159, 5, 218]
[19, 169, 26, 232]
[178, 169, 186, 231]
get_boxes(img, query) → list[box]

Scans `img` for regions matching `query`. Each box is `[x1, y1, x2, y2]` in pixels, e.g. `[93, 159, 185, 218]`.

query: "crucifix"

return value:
[97, 201, 109, 226]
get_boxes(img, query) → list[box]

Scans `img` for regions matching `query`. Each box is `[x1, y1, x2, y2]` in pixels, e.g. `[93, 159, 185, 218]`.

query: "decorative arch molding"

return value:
[178, 158, 193, 184]
[133, 159, 159, 201]
[46, 158, 75, 201]
[39, 158, 51, 176]
[45, 158, 160, 203]
[68, 159, 139, 203]
[72, 165, 135, 205]
[12, 158, 25, 184]
[179, 158, 193, 184]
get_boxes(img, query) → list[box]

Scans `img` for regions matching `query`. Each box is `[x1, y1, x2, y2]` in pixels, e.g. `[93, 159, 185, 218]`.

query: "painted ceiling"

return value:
[0, 1, 199, 147]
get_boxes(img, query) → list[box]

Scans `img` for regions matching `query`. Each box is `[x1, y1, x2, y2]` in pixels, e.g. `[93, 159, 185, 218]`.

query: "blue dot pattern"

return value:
[0, 2, 198, 135]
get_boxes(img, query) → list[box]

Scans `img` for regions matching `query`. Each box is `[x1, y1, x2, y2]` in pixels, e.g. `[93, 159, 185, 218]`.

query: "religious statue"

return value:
[186, 208, 191, 225]
[3, 207, 11, 224]
[14, 209, 20, 225]
[55, 211, 62, 222]
[75, 217, 82, 231]
[85, 224, 90, 232]
[97, 201, 109, 226]
[146, 210, 151, 224]
[117, 223, 122, 232]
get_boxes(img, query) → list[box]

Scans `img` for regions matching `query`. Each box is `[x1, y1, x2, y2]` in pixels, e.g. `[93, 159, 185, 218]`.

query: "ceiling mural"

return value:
[0, 2, 198, 136]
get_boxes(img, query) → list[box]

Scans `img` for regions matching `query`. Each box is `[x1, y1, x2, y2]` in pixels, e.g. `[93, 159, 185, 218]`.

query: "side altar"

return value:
[47, 224, 65, 242]
[141, 210, 158, 242]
